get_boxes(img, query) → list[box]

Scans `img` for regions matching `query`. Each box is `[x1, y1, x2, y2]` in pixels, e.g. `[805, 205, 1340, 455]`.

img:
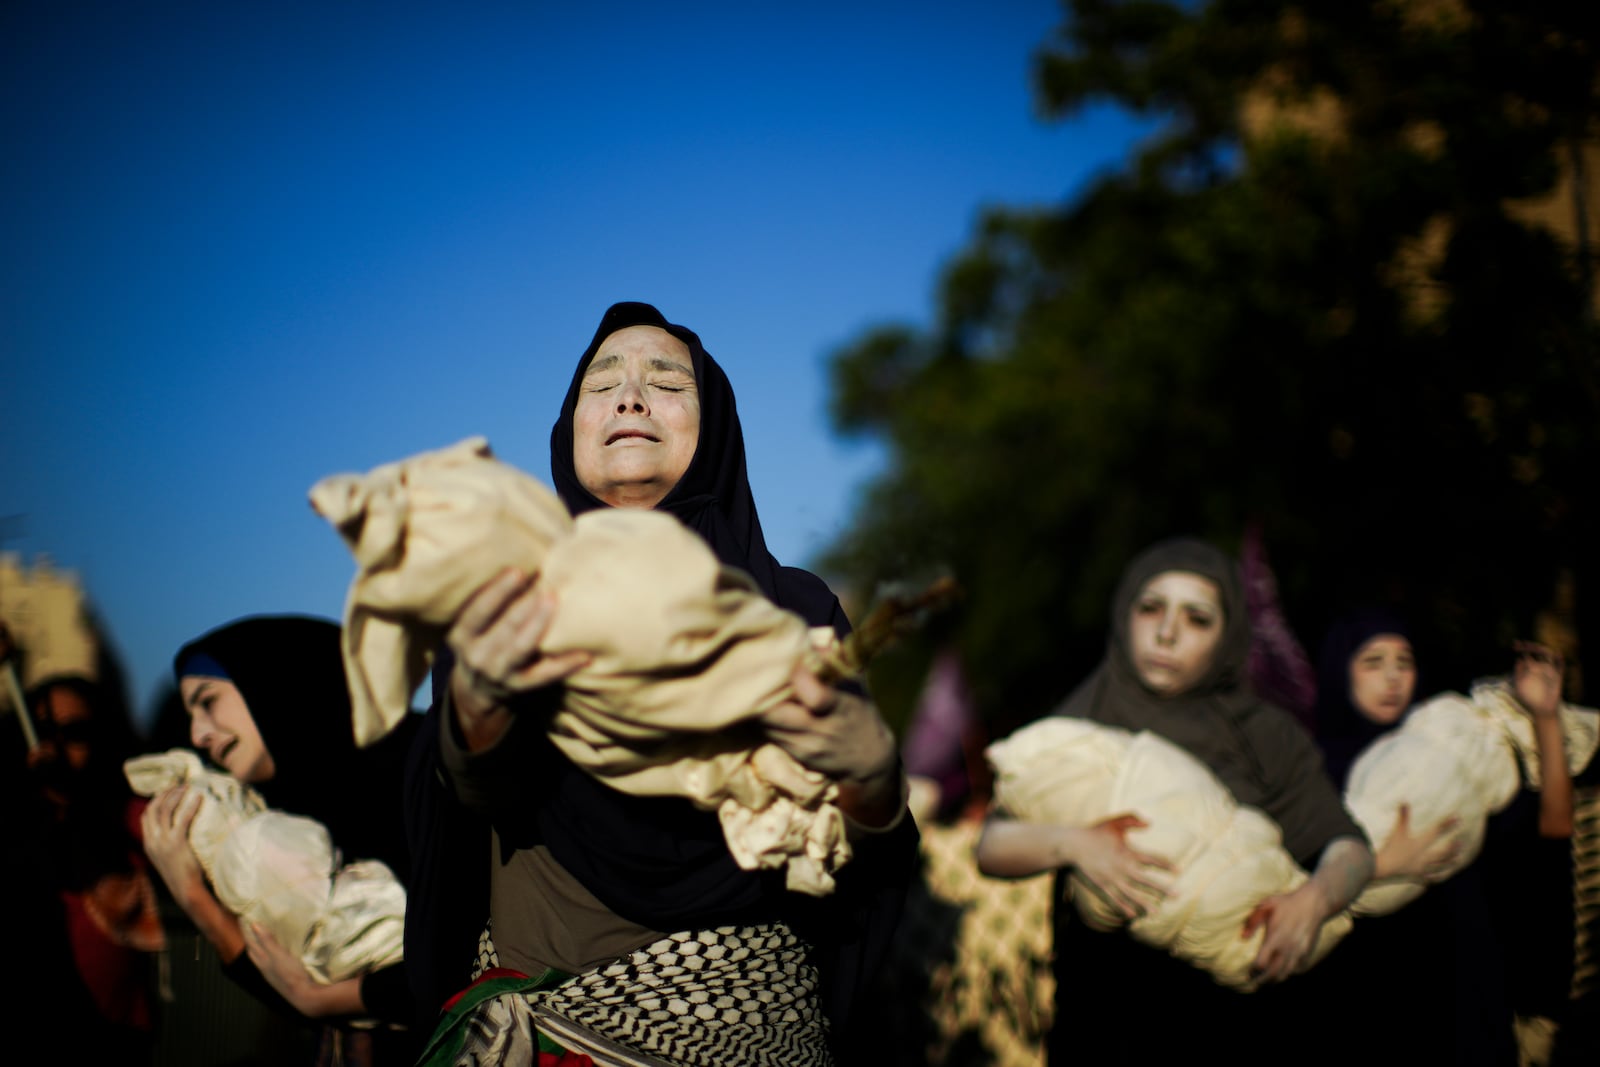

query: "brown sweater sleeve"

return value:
[1249, 706, 1367, 865]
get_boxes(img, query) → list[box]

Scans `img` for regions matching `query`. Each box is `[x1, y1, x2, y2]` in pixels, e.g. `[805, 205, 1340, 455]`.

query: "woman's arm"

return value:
[143, 785, 381, 1020]
[140, 784, 246, 964]
[241, 923, 367, 1018]
[1243, 834, 1373, 983]
[976, 812, 1174, 919]
[1513, 645, 1573, 838]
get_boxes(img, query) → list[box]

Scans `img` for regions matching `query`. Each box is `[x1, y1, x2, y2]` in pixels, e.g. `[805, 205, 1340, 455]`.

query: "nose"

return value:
[1155, 611, 1178, 645]
[190, 713, 212, 749]
[614, 376, 649, 415]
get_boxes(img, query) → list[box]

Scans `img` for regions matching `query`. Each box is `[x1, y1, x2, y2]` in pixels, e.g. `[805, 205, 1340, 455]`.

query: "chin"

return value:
[1139, 678, 1181, 696]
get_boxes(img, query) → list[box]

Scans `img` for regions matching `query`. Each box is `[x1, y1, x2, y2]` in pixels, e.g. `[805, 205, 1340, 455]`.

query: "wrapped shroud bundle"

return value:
[308, 436, 857, 896]
[987, 716, 1352, 991]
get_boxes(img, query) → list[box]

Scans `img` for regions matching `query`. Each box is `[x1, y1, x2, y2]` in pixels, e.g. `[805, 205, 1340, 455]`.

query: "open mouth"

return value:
[606, 430, 659, 445]
[212, 739, 236, 766]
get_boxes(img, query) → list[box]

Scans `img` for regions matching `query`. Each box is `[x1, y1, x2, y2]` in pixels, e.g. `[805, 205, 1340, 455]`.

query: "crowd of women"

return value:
[5, 301, 1594, 1066]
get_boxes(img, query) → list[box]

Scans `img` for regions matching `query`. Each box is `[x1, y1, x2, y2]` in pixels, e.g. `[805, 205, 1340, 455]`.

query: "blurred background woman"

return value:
[977, 537, 1373, 1066]
[141, 614, 421, 1065]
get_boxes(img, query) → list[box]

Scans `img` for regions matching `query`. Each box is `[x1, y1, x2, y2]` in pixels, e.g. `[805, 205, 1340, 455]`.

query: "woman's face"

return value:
[1347, 634, 1416, 725]
[32, 684, 94, 775]
[25, 684, 96, 803]
[180, 675, 275, 783]
[1128, 571, 1226, 696]
[572, 325, 701, 509]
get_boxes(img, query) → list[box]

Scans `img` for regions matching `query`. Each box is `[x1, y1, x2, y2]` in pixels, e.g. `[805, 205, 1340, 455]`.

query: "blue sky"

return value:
[1, 1, 1152, 728]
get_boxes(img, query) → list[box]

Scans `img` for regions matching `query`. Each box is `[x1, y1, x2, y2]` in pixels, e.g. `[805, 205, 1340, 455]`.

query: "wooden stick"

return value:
[3, 660, 39, 750]
[817, 576, 962, 684]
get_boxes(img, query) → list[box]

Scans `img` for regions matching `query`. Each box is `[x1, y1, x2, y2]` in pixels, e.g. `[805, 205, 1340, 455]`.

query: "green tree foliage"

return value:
[825, 0, 1600, 736]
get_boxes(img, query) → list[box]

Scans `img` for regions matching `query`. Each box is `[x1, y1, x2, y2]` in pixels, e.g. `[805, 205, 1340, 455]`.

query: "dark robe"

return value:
[1045, 537, 1362, 1067]
[1298, 607, 1516, 1067]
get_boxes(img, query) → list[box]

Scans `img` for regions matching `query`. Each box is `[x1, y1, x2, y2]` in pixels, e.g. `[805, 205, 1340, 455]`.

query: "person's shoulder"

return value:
[1236, 693, 1320, 747]
[773, 565, 847, 630]
[775, 564, 836, 599]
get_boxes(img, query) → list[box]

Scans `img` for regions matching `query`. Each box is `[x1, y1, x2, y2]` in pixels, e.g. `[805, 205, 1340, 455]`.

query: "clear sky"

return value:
[1, 0, 1151, 729]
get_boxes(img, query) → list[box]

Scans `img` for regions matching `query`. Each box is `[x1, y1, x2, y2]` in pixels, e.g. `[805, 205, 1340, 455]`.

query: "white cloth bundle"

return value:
[1347, 678, 1600, 917]
[987, 717, 1351, 991]
[308, 436, 851, 896]
[124, 750, 406, 983]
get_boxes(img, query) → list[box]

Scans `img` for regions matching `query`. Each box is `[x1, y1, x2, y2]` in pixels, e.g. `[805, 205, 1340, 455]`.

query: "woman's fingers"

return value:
[507, 648, 591, 689]
[147, 784, 184, 828]
[449, 568, 587, 700]
[762, 686, 896, 784]
[450, 568, 532, 644]
[174, 785, 204, 833]
[787, 664, 840, 715]
[1127, 846, 1176, 873]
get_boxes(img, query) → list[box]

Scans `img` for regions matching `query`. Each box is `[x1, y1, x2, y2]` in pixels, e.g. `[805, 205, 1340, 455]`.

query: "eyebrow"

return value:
[185, 680, 214, 709]
[584, 353, 694, 378]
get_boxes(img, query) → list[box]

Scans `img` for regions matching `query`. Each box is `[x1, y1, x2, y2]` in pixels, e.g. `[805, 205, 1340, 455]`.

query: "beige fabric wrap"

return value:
[1347, 678, 1600, 917]
[987, 716, 1351, 991]
[123, 750, 406, 983]
[308, 436, 851, 896]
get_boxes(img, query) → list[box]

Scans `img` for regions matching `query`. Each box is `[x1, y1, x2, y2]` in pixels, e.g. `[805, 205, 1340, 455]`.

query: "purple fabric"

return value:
[901, 649, 977, 818]
[1241, 523, 1317, 730]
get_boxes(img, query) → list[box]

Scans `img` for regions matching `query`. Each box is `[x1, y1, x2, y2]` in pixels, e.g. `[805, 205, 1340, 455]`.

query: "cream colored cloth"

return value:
[309, 436, 852, 896]
[987, 716, 1352, 991]
[124, 750, 406, 983]
[1346, 678, 1600, 917]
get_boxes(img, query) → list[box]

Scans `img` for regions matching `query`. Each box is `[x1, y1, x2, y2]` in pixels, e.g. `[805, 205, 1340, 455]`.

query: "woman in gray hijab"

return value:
[977, 537, 1373, 1066]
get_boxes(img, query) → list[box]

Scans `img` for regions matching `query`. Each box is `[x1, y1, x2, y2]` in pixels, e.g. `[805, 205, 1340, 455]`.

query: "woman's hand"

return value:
[1069, 815, 1176, 921]
[1374, 803, 1461, 881]
[446, 568, 591, 750]
[141, 784, 247, 961]
[242, 923, 364, 1018]
[1241, 881, 1331, 984]
[761, 662, 901, 826]
[140, 784, 209, 904]
[1512, 641, 1563, 720]
[1513, 641, 1574, 838]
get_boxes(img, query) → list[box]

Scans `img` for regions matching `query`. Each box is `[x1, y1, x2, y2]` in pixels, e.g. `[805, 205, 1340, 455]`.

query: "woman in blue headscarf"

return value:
[142, 615, 422, 1063]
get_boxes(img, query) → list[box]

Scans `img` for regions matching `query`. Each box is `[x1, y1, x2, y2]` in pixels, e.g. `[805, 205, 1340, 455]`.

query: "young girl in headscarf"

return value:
[977, 537, 1373, 1066]
[403, 302, 917, 1066]
[1295, 608, 1491, 1067]
[141, 615, 422, 1063]
[1313, 607, 1595, 1066]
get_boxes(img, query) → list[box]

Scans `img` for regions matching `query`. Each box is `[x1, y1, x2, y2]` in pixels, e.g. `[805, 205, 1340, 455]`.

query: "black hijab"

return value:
[549, 301, 839, 623]
[523, 303, 851, 917]
[1312, 607, 1419, 789]
[173, 615, 416, 880]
